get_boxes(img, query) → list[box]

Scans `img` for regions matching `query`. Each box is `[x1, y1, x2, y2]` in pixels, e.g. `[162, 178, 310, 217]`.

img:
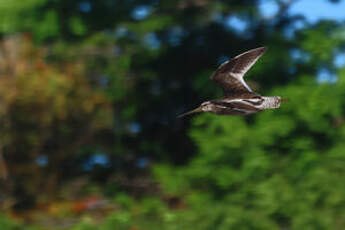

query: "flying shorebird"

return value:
[178, 47, 288, 118]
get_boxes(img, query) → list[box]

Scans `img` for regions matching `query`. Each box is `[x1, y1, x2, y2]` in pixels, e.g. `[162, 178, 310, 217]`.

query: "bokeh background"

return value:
[0, 0, 344, 229]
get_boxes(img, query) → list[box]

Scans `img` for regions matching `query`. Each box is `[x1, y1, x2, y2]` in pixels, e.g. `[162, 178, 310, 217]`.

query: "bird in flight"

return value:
[178, 47, 288, 118]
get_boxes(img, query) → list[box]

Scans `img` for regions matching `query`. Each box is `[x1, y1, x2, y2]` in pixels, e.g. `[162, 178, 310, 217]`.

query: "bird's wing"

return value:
[211, 47, 267, 97]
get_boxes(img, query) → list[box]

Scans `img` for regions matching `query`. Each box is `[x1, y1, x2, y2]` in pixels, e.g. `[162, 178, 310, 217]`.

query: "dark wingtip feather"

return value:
[255, 46, 268, 53]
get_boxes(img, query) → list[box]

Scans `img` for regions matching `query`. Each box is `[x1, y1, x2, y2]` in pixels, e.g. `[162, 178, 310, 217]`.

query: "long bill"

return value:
[178, 107, 203, 118]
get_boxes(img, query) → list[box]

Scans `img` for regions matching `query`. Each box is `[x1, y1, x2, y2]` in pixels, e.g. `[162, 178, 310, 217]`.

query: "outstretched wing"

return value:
[211, 47, 267, 97]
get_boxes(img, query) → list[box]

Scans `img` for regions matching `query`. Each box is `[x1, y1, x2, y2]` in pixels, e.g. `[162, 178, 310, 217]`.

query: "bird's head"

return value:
[201, 101, 214, 112]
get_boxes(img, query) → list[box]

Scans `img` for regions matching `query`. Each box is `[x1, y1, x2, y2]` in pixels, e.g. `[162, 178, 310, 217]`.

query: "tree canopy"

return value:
[0, 0, 344, 229]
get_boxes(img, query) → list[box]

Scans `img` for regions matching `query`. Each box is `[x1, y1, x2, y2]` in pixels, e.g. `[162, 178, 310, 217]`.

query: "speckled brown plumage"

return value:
[178, 47, 287, 118]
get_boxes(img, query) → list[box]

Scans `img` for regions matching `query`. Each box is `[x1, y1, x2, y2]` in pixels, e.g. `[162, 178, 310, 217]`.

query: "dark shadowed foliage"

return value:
[0, 0, 344, 229]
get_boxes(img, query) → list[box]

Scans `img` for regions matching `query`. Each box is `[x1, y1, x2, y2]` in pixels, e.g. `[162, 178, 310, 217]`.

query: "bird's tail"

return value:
[280, 98, 290, 103]
[178, 107, 203, 118]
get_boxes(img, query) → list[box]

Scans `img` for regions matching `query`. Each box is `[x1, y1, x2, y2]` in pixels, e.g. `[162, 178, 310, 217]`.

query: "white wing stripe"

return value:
[240, 78, 252, 92]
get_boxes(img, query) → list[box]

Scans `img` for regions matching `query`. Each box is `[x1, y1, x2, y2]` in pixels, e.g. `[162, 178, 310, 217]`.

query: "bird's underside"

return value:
[208, 97, 264, 115]
[178, 47, 285, 118]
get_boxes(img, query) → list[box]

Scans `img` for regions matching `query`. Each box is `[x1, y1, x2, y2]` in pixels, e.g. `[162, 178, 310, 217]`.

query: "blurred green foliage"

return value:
[0, 214, 37, 230]
[0, 0, 344, 229]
